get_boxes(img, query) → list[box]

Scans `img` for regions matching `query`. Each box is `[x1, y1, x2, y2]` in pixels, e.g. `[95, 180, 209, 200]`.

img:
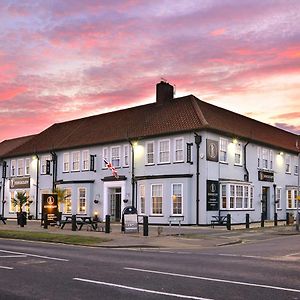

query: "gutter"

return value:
[243, 142, 249, 182]
[51, 151, 57, 191]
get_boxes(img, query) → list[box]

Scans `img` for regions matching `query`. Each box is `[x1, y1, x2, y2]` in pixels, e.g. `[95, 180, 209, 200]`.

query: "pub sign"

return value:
[258, 170, 274, 182]
[207, 180, 219, 211]
[42, 194, 59, 224]
[10, 177, 30, 189]
[206, 139, 219, 162]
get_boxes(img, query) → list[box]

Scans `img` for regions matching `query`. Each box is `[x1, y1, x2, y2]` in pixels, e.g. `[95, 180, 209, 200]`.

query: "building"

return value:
[1, 81, 299, 225]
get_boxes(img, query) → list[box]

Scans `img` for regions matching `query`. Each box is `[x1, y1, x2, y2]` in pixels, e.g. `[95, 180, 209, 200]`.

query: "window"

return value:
[276, 187, 281, 209]
[174, 138, 184, 162]
[17, 159, 24, 176]
[257, 147, 261, 168]
[151, 184, 163, 214]
[219, 138, 228, 163]
[269, 150, 274, 170]
[63, 153, 70, 172]
[159, 140, 170, 163]
[71, 151, 80, 171]
[123, 145, 129, 167]
[262, 148, 268, 169]
[102, 147, 109, 168]
[221, 183, 254, 210]
[41, 156, 50, 174]
[78, 188, 86, 213]
[235, 143, 242, 165]
[172, 183, 183, 215]
[82, 150, 89, 170]
[285, 154, 291, 173]
[111, 146, 120, 167]
[140, 185, 145, 214]
[25, 158, 30, 175]
[146, 142, 154, 165]
[294, 156, 299, 175]
[11, 160, 16, 177]
[286, 189, 299, 210]
[10, 192, 16, 213]
[64, 188, 72, 214]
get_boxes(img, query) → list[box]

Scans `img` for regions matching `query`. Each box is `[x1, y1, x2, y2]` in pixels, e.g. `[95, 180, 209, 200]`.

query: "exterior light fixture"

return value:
[232, 138, 238, 144]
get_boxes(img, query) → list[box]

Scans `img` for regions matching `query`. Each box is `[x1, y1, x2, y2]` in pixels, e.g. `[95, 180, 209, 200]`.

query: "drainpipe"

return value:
[243, 142, 249, 182]
[194, 133, 202, 225]
[51, 151, 57, 191]
[129, 141, 135, 208]
[35, 154, 40, 220]
[1, 161, 7, 216]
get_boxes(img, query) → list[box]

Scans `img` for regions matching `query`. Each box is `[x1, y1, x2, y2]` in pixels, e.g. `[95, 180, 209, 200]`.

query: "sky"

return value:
[0, 0, 300, 142]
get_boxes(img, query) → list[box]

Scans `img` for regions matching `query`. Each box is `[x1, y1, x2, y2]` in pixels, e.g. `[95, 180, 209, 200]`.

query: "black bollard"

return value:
[274, 213, 278, 226]
[71, 214, 77, 231]
[261, 213, 265, 227]
[286, 212, 290, 225]
[143, 215, 149, 236]
[121, 215, 125, 232]
[246, 213, 250, 229]
[43, 213, 48, 229]
[226, 214, 231, 230]
[105, 215, 110, 233]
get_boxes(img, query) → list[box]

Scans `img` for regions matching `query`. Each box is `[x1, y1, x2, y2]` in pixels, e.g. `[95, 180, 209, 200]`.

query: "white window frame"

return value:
[11, 160, 16, 177]
[171, 183, 183, 215]
[294, 156, 298, 175]
[145, 141, 155, 165]
[257, 147, 261, 168]
[25, 158, 30, 175]
[102, 147, 109, 168]
[286, 189, 299, 209]
[285, 154, 291, 174]
[71, 151, 80, 172]
[139, 185, 145, 214]
[41, 155, 50, 175]
[234, 143, 242, 165]
[64, 188, 72, 214]
[17, 159, 24, 176]
[174, 138, 184, 163]
[262, 148, 268, 169]
[82, 150, 89, 171]
[123, 145, 129, 167]
[111, 146, 121, 168]
[276, 187, 282, 210]
[269, 150, 274, 170]
[219, 138, 228, 163]
[158, 139, 170, 164]
[78, 187, 87, 214]
[63, 153, 70, 172]
[151, 184, 163, 215]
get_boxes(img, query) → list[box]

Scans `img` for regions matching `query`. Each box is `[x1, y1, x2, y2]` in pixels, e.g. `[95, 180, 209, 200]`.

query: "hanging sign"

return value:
[206, 139, 219, 162]
[258, 170, 274, 182]
[10, 177, 30, 189]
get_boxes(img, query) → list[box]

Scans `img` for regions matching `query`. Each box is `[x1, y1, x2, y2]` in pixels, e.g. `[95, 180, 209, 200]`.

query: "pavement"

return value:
[0, 219, 299, 249]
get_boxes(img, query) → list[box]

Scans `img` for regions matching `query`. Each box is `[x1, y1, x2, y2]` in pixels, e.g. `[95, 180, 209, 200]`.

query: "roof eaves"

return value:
[190, 95, 209, 127]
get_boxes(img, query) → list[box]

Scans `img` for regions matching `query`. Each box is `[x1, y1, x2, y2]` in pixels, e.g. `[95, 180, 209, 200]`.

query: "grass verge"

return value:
[0, 230, 110, 246]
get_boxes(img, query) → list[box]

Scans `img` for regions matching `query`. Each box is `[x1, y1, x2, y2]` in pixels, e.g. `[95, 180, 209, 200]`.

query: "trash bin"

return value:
[122, 206, 138, 233]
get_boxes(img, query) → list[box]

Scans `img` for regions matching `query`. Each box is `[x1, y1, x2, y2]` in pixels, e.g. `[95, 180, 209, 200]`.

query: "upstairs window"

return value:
[234, 143, 242, 165]
[262, 148, 268, 169]
[111, 146, 120, 167]
[17, 159, 24, 176]
[63, 153, 70, 172]
[41, 156, 50, 174]
[174, 138, 184, 162]
[294, 156, 299, 175]
[285, 154, 291, 173]
[269, 150, 274, 170]
[82, 150, 89, 170]
[123, 145, 129, 167]
[25, 158, 30, 175]
[219, 138, 228, 163]
[102, 148, 109, 168]
[159, 140, 170, 163]
[146, 142, 154, 165]
[11, 160, 16, 177]
[71, 151, 80, 171]
[257, 147, 261, 168]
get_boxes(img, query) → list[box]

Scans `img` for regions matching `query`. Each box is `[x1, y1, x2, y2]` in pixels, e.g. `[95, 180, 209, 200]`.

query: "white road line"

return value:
[0, 265, 13, 270]
[73, 278, 213, 300]
[285, 252, 300, 257]
[125, 267, 300, 294]
[0, 255, 27, 258]
[0, 250, 68, 261]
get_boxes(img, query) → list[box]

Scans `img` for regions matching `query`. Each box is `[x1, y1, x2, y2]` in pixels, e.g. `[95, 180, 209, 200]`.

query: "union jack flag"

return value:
[103, 158, 119, 179]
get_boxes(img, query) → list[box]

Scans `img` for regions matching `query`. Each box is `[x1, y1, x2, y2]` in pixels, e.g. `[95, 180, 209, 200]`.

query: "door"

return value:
[110, 188, 122, 222]
[262, 187, 269, 220]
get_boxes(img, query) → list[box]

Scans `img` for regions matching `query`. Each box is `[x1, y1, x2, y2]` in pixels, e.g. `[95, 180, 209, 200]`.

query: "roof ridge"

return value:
[190, 95, 209, 127]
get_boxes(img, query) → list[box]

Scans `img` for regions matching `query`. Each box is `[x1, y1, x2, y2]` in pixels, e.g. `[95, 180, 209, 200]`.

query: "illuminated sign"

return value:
[42, 194, 59, 224]
[10, 177, 30, 189]
[207, 180, 219, 211]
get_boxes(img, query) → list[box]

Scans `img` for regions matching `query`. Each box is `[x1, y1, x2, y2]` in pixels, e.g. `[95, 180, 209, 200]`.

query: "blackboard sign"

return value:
[42, 194, 59, 224]
[207, 180, 219, 211]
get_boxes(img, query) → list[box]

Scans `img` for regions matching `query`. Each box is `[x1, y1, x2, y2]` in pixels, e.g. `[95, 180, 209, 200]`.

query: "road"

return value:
[0, 234, 299, 300]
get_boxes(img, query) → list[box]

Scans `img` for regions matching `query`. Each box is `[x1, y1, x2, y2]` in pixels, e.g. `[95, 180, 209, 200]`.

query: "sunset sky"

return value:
[0, 0, 299, 142]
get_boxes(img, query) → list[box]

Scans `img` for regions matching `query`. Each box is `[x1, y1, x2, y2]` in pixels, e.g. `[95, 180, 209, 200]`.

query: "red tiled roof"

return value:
[0, 135, 36, 158]
[3, 95, 299, 158]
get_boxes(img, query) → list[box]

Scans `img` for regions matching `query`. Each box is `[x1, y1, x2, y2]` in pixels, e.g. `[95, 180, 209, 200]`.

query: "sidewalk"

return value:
[0, 219, 299, 250]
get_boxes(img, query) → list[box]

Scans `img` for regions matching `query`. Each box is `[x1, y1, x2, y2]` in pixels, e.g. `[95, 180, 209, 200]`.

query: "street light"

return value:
[129, 140, 137, 208]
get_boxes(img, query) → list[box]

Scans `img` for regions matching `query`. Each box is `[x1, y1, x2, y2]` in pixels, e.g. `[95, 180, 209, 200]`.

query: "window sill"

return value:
[220, 209, 255, 211]
[173, 161, 184, 164]
[234, 164, 243, 167]
[219, 161, 228, 165]
[149, 214, 164, 217]
[145, 163, 155, 166]
[71, 170, 80, 173]
[157, 162, 171, 165]
[62, 171, 70, 173]
[123, 166, 129, 168]
[285, 172, 291, 175]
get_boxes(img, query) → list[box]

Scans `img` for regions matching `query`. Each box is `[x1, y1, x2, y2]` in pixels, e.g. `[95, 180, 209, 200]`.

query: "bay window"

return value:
[151, 184, 163, 214]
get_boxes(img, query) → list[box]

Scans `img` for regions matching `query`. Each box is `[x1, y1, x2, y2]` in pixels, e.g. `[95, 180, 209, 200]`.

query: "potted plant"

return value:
[53, 187, 71, 225]
[13, 192, 30, 227]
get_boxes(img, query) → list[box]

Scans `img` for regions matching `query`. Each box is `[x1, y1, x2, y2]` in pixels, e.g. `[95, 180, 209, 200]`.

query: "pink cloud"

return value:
[210, 28, 226, 36]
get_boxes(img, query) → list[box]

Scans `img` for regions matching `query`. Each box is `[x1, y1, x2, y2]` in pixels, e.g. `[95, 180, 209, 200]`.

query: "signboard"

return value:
[207, 180, 219, 211]
[258, 170, 274, 182]
[206, 139, 219, 162]
[42, 194, 59, 224]
[124, 214, 138, 233]
[10, 177, 30, 189]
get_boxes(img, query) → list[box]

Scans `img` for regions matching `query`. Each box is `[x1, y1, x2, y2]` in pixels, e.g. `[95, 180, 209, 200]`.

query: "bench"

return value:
[211, 215, 227, 228]
[0, 215, 7, 224]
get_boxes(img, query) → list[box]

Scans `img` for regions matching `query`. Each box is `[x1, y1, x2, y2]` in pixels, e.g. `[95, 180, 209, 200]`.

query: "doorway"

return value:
[262, 187, 269, 220]
[109, 188, 121, 222]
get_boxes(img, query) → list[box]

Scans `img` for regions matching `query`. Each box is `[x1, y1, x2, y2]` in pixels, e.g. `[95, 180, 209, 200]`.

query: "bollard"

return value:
[71, 214, 77, 231]
[105, 215, 110, 233]
[274, 213, 278, 226]
[261, 213, 265, 227]
[43, 213, 48, 229]
[226, 214, 231, 230]
[143, 215, 149, 236]
[246, 213, 250, 229]
[286, 212, 290, 225]
[121, 215, 125, 232]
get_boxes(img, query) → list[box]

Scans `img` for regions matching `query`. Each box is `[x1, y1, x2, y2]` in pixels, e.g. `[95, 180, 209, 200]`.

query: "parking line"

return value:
[0, 250, 69, 261]
[125, 267, 300, 294]
[0, 265, 13, 270]
[73, 278, 213, 300]
[0, 255, 27, 258]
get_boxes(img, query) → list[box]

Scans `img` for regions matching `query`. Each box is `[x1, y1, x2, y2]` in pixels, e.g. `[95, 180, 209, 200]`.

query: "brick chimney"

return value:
[156, 81, 174, 105]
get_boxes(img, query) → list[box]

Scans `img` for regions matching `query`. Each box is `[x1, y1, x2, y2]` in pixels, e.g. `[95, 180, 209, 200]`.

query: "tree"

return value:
[13, 192, 30, 213]
[53, 187, 70, 211]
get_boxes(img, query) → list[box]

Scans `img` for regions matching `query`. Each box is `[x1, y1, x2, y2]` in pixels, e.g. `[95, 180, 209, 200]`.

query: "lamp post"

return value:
[129, 141, 137, 208]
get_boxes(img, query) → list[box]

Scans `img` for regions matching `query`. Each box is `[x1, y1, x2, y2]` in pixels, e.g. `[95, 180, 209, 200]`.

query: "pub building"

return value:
[0, 81, 299, 225]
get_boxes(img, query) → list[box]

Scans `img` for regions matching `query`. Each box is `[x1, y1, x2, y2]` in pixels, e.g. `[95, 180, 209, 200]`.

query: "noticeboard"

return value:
[42, 194, 59, 224]
[207, 180, 219, 211]
[124, 214, 138, 233]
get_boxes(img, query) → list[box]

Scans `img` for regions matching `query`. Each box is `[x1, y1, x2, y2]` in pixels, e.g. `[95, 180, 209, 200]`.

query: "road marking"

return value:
[73, 278, 213, 300]
[0, 265, 13, 270]
[0, 255, 27, 258]
[125, 267, 300, 294]
[0, 250, 69, 262]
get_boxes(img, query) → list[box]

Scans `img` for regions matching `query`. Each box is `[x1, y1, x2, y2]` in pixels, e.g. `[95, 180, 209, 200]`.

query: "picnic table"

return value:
[60, 215, 103, 231]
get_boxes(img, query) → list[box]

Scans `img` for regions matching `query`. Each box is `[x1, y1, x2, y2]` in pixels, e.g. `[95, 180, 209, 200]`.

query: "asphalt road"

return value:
[0, 235, 299, 300]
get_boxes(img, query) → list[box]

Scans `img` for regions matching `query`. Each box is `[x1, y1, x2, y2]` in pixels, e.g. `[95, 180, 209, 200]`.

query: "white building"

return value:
[1, 81, 299, 225]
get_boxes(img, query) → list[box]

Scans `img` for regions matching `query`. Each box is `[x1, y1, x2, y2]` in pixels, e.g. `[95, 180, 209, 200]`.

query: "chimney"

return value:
[156, 81, 174, 105]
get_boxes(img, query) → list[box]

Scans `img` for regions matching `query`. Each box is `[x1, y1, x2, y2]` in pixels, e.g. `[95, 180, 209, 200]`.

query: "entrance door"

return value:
[262, 187, 269, 220]
[110, 188, 121, 222]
